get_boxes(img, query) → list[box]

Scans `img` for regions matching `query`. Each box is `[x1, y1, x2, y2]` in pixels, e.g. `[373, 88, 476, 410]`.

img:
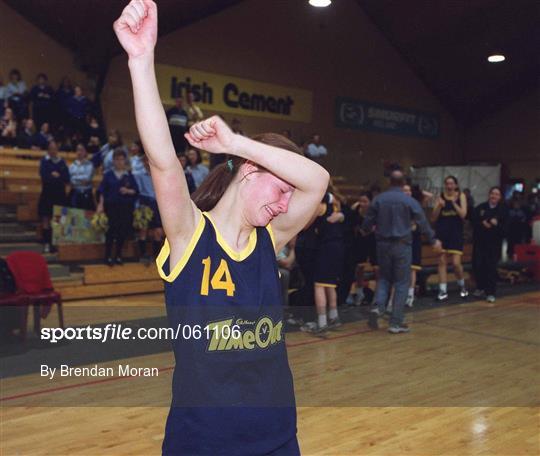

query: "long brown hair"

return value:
[192, 133, 302, 212]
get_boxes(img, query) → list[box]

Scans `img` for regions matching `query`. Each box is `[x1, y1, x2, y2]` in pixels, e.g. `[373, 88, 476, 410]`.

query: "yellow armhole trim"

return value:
[156, 211, 206, 283]
[318, 203, 327, 216]
[314, 282, 337, 288]
[266, 223, 276, 250]
[202, 211, 257, 262]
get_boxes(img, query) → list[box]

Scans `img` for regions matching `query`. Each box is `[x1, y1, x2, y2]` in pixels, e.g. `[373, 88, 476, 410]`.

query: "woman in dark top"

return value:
[38, 140, 70, 253]
[96, 148, 139, 266]
[472, 187, 508, 302]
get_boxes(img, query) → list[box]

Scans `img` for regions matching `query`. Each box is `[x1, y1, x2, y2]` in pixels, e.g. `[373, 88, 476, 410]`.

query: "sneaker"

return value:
[115, 257, 124, 266]
[300, 322, 327, 336]
[436, 291, 448, 302]
[328, 317, 342, 329]
[460, 288, 469, 298]
[354, 289, 365, 306]
[385, 302, 393, 315]
[368, 309, 380, 330]
[406, 295, 414, 308]
[105, 257, 114, 267]
[473, 289, 484, 298]
[388, 324, 411, 334]
[486, 295, 496, 303]
[345, 294, 356, 306]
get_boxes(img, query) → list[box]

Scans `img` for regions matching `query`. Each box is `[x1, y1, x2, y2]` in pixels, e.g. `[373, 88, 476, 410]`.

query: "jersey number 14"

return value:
[200, 257, 236, 297]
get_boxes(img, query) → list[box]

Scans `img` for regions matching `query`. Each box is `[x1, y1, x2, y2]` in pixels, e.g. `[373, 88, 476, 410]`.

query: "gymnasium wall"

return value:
[0, 1, 90, 98]
[101, 0, 463, 185]
[463, 88, 540, 184]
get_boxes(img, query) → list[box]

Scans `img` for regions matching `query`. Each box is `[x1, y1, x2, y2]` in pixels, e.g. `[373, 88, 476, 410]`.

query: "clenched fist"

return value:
[113, 0, 157, 60]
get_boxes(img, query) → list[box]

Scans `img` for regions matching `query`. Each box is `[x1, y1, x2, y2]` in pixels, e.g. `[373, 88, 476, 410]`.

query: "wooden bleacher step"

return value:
[83, 262, 160, 285]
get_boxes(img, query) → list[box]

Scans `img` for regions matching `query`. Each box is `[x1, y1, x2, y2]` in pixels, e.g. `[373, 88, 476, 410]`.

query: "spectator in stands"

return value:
[186, 90, 204, 127]
[472, 187, 508, 303]
[166, 97, 189, 154]
[0, 107, 17, 147]
[85, 115, 106, 146]
[30, 73, 55, 128]
[129, 139, 146, 175]
[16, 118, 37, 149]
[93, 129, 126, 171]
[178, 154, 196, 194]
[506, 191, 530, 257]
[277, 237, 297, 307]
[186, 148, 209, 189]
[69, 143, 95, 210]
[431, 175, 468, 302]
[133, 154, 163, 262]
[363, 170, 441, 334]
[231, 118, 244, 136]
[87, 135, 101, 156]
[6, 69, 28, 120]
[96, 148, 139, 266]
[56, 76, 74, 131]
[0, 76, 7, 117]
[304, 134, 327, 162]
[33, 122, 54, 150]
[38, 140, 70, 253]
[66, 85, 89, 137]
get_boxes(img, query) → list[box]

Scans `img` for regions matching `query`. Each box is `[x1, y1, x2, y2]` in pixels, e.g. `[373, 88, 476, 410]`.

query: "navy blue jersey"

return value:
[156, 210, 298, 456]
[435, 192, 465, 253]
[315, 192, 343, 242]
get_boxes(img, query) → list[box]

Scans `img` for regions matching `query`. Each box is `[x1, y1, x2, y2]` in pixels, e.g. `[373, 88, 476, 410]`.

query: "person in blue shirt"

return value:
[55, 77, 73, 130]
[186, 148, 209, 188]
[16, 118, 36, 149]
[129, 139, 146, 175]
[38, 140, 70, 253]
[166, 97, 189, 153]
[93, 129, 129, 172]
[30, 73, 55, 128]
[113, 2, 329, 454]
[133, 154, 163, 261]
[97, 148, 139, 266]
[69, 143, 95, 210]
[361, 169, 441, 333]
[66, 85, 89, 137]
[33, 122, 54, 150]
[178, 153, 196, 194]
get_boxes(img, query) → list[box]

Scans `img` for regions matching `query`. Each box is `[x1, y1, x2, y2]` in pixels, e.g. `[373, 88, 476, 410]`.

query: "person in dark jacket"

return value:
[30, 73, 55, 128]
[96, 148, 139, 266]
[38, 140, 70, 253]
[472, 187, 508, 303]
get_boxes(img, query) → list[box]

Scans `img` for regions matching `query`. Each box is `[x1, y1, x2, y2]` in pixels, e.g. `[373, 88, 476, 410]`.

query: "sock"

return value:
[138, 239, 147, 257]
[318, 314, 327, 328]
[408, 287, 415, 297]
[457, 279, 465, 288]
[439, 283, 447, 293]
[329, 308, 338, 320]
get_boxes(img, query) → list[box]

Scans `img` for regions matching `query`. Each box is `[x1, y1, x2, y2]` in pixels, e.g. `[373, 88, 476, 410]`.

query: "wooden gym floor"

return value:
[1, 290, 539, 455]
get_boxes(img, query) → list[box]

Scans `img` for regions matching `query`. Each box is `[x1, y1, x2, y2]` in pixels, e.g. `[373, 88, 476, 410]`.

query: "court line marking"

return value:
[2, 300, 537, 403]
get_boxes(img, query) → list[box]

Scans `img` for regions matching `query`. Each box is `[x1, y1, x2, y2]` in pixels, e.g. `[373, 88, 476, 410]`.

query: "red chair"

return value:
[6, 251, 64, 336]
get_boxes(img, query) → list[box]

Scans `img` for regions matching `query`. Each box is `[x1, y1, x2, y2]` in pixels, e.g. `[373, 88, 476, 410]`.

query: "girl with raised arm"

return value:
[114, 1, 329, 454]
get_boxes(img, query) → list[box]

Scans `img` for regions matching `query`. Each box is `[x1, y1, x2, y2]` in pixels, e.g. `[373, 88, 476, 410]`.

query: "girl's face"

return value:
[358, 195, 370, 212]
[444, 178, 457, 193]
[240, 167, 294, 227]
[10, 72, 19, 82]
[108, 133, 118, 145]
[178, 155, 187, 169]
[74, 86, 83, 97]
[489, 189, 502, 206]
[130, 143, 140, 156]
[48, 142, 59, 157]
[4, 108, 13, 120]
[41, 122, 50, 133]
[403, 185, 412, 197]
[113, 155, 126, 170]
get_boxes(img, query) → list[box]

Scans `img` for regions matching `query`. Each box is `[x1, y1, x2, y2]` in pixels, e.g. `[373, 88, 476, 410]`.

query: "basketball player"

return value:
[431, 175, 468, 301]
[114, 1, 329, 454]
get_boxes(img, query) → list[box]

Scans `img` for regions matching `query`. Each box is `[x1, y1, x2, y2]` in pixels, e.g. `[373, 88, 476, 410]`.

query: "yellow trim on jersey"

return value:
[156, 211, 206, 283]
[266, 223, 276, 250]
[411, 265, 422, 271]
[442, 249, 463, 255]
[203, 211, 257, 262]
[314, 282, 337, 288]
[318, 203, 327, 216]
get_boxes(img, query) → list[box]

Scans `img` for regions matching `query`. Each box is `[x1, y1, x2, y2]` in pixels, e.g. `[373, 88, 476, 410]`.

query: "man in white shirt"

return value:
[305, 134, 327, 162]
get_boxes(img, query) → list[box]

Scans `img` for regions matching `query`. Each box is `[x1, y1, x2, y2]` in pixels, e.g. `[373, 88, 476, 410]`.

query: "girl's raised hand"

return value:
[185, 116, 237, 154]
[113, 0, 157, 60]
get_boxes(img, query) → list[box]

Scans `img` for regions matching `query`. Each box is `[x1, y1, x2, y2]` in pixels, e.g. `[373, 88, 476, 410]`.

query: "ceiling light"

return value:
[309, 0, 332, 7]
[487, 54, 505, 63]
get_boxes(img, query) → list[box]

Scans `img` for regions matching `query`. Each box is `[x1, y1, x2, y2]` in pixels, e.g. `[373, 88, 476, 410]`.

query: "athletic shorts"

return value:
[435, 226, 464, 255]
[314, 241, 344, 287]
